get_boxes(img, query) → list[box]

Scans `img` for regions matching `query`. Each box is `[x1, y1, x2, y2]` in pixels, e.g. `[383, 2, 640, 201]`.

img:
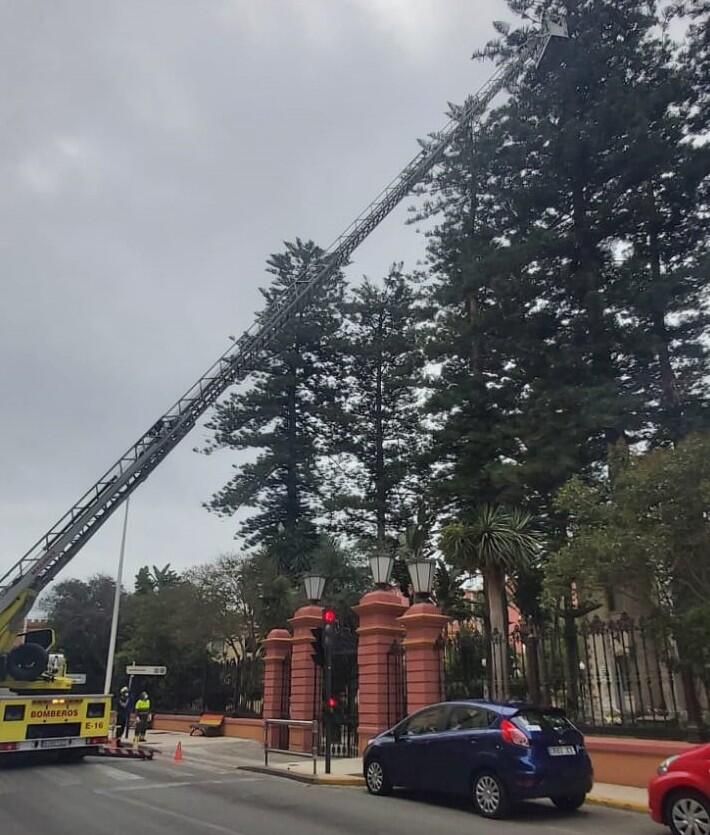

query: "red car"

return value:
[649, 743, 710, 834]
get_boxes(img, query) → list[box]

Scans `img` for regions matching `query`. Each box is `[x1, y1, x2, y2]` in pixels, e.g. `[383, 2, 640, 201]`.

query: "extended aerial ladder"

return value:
[0, 17, 568, 690]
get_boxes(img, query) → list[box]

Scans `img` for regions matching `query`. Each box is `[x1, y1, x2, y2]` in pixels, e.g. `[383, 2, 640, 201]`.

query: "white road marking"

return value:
[33, 766, 84, 786]
[91, 763, 145, 782]
[95, 776, 262, 794]
[116, 791, 248, 834]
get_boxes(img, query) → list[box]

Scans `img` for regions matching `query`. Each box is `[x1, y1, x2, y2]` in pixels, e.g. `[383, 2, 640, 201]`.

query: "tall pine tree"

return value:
[203, 239, 345, 575]
[325, 267, 426, 546]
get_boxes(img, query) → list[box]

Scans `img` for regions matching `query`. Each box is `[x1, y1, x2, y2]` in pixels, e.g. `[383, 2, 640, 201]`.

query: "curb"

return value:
[587, 795, 647, 815]
[240, 766, 647, 812]
[239, 765, 365, 787]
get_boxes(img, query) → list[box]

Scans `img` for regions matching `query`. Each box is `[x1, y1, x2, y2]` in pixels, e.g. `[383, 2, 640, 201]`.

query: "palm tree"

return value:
[440, 506, 540, 698]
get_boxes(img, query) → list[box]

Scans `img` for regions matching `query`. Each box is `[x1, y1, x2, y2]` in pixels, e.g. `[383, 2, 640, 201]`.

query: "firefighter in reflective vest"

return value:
[134, 691, 151, 742]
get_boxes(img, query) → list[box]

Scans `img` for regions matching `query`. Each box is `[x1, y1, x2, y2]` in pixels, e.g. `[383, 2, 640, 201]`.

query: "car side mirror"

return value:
[393, 726, 406, 741]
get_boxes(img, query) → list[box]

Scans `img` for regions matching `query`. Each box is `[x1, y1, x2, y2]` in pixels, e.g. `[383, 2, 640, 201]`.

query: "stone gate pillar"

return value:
[262, 628, 291, 749]
[353, 589, 408, 753]
[288, 604, 323, 753]
[399, 602, 449, 714]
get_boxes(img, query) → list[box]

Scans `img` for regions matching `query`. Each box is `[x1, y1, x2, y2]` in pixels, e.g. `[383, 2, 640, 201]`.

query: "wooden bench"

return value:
[189, 713, 225, 737]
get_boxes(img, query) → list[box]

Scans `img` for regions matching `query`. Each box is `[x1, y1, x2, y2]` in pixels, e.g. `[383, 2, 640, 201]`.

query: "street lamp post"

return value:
[406, 559, 436, 602]
[368, 552, 394, 589]
[303, 573, 326, 604]
[104, 495, 130, 695]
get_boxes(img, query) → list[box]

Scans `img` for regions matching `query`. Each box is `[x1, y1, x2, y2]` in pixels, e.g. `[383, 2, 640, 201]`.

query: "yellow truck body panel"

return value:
[0, 693, 110, 754]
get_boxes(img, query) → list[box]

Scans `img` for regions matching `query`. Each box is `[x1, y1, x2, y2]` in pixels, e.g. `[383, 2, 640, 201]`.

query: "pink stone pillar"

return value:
[288, 604, 323, 753]
[262, 628, 291, 749]
[353, 589, 408, 754]
[398, 602, 450, 714]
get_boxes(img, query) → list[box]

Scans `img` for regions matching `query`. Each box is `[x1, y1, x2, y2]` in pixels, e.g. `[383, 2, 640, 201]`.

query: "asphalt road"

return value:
[0, 749, 660, 835]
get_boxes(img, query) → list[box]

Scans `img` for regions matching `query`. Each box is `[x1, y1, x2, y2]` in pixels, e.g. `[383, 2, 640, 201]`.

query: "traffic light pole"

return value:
[324, 625, 333, 775]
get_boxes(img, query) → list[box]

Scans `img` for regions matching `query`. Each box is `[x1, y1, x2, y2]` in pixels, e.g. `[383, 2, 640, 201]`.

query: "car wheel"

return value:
[551, 793, 586, 812]
[365, 758, 392, 796]
[667, 790, 710, 835]
[473, 772, 510, 820]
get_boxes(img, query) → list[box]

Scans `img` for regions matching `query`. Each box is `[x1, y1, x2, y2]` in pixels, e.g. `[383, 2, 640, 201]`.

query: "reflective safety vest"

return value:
[135, 698, 151, 715]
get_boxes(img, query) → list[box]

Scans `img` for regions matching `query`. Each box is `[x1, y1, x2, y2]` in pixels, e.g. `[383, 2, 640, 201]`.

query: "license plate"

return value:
[40, 739, 68, 749]
[548, 745, 576, 757]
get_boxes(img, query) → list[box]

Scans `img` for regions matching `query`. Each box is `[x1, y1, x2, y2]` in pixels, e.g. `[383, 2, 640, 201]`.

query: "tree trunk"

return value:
[646, 185, 684, 441]
[374, 318, 386, 544]
[486, 567, 509, 700]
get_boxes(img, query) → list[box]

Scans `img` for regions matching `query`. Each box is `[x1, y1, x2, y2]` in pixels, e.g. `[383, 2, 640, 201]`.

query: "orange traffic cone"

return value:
[173, 741, 184, 764]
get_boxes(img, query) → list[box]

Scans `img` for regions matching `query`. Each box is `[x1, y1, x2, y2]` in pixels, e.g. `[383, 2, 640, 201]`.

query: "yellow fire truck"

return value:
[0, 601, 110, 758]
[0, 692, 110, 759]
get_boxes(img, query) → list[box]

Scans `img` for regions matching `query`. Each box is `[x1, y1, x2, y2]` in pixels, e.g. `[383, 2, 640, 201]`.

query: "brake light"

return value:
[501, 719, 530, 748]
[89, 736, 109, 745]
[0, 742, 18, 752]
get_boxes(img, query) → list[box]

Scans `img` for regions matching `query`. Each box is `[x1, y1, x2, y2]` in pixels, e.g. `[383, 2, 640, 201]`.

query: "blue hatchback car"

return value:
[362, 700, 593, 819]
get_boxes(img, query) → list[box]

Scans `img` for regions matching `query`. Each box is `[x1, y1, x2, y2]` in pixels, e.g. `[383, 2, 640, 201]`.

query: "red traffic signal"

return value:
[327, 696, 338, 710]
[323, 609, 337, 625]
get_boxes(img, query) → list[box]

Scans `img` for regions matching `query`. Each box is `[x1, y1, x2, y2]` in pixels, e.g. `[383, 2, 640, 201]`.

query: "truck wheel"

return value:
[7, 643, 48, 681]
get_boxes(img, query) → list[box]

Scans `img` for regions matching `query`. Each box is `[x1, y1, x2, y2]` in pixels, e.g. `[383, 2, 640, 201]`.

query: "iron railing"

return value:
[443, 615, 710, 741]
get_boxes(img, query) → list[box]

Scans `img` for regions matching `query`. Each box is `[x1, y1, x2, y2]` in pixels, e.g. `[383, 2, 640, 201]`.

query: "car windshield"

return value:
[513, 710, 574, 734]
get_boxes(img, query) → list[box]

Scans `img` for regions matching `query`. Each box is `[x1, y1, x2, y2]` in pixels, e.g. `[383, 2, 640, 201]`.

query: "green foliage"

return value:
[546, 433, 710, 667]
[188, 551, 299, 641]
[440, 504, 541, 671]
[325, 266, 427, 544]
[433, 562, 474, 622]
[417, 0, 710, 540]
[203, 239, 345, 576]
[117, 578, 218, 710]
[397, 503, 435, 562]
[440, 506, 540, 577]
[42, 575, 120, 693]
[308, 536, 369, 628]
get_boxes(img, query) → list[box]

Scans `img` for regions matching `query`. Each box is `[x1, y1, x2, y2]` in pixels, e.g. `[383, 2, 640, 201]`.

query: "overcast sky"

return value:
[0, 0, 509, 598]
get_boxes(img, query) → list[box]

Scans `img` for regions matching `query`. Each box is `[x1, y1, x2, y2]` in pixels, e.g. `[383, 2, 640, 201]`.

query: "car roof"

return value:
[454, 700, 519, 716]
[447, 699, 564, 715]
[409, 700, 518, 717]
[401, 700, 565, 721]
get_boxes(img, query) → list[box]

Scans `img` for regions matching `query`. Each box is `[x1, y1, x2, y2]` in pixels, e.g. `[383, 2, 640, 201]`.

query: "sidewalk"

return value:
[145, 732, 648, 814]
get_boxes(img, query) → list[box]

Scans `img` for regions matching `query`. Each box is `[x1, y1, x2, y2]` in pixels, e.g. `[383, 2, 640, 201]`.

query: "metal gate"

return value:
[278, 654, 291, 750]
[316, 627, 359, 758]
[387, 639, 407, 726]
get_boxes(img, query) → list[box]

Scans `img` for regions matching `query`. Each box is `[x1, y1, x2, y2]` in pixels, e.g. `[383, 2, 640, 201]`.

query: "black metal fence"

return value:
[200, 655, 264, 716]
[443, 615, 710, 741]
[316, 628, 359, 758]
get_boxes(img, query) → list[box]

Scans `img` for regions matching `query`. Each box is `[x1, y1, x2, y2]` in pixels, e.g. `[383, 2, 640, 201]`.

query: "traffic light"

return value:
[323, 608, 338, 653]
[312, 610, 338, 668]
[326, 696, 338, 711]
[311, 626, 324, 667]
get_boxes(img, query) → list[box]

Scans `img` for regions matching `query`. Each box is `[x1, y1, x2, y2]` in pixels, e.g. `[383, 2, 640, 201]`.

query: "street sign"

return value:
[125, 665, 167, 676]
[66, 673, 87, 684]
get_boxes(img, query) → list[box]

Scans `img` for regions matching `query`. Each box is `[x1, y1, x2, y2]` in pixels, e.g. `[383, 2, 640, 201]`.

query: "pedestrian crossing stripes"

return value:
[91, 763, 145, 781]
[0, 748, 264, 797]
